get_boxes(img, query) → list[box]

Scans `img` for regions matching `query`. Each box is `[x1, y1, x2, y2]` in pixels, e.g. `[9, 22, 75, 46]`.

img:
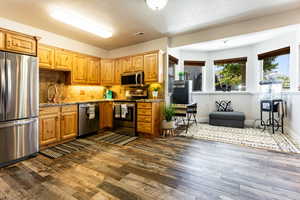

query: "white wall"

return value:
[170, 8, 300, 48]
[107, 37, 168, 58]
[172, 30, 300, 143]
[0, 17, 108, 57]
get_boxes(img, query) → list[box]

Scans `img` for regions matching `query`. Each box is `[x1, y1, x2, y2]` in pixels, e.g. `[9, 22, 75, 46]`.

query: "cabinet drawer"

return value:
[39, 106, 60, 116]
[5, 33, 36, 55]
[61, 105, 77, 113]
[137, 122, 152, 133]
[137, 115, 152, 123]
[137, 103, 152, 109]
[137, 109, 152, 116]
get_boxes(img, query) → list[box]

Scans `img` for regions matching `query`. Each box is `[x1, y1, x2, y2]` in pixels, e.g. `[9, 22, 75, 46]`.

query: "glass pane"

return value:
[184, 66, 203, 91]
[215, 63, 246, 91]
[263, 54, 290, 89]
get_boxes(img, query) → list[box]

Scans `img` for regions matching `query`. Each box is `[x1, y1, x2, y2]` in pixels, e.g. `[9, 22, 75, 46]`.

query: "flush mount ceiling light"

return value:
[145, 0, 168, 10]
[50, 7, 112, 38]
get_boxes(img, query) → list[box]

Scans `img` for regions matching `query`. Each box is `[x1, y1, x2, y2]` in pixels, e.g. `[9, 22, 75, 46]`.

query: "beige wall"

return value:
[0, 17, 108, 57]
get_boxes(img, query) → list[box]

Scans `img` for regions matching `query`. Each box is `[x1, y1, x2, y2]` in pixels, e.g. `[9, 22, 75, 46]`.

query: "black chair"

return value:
[173, 103, 197, 133]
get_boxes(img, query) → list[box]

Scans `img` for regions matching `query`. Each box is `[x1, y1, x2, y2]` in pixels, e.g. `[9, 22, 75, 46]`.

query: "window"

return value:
[184, 60, 205, 91]
[260, 48, 290, 89]
[214, 57, 247, 92]
[168, 55, 178, 93]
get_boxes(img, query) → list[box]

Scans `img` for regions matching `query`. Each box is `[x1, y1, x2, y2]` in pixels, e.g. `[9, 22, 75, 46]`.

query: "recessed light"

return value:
[134, 32, 145, 36]
[50, 7, 112, 38]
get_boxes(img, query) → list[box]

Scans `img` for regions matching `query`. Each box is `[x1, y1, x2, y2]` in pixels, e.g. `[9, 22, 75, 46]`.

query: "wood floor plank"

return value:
[1, 134, 300, 199]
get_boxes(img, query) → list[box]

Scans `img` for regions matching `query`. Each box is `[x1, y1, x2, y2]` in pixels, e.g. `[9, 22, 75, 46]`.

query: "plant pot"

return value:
[162, 120, 176, 129]
[152, 91, 158, 98]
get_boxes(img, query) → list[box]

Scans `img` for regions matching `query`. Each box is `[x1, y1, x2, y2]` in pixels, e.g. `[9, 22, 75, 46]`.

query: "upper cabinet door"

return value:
[144, 53, 159, 83]
[55, 48, 73, 71]
[122, 57, 132, 73]
[132, 55, 144, 71]
[5, 32, 36, 56]
[73, 53, 88, 84]
[114, 59, 122, 85]
[0, 31, 4, 50]
[87, 57, 100, 84]
[101, 59, 114, 85]
[38, 44, 55, 69]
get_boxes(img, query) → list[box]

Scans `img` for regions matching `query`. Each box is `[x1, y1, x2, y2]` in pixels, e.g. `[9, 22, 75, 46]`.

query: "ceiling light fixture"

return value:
[50, 7, 112, 38]
[145, 0, 168, 10]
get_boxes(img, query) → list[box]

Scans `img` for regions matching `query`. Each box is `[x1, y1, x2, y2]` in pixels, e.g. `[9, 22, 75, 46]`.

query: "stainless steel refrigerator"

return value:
[0, 52, 39, 167]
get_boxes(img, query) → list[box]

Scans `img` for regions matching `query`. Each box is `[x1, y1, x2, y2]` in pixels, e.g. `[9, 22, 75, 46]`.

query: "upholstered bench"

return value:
[209, 112, 245, 128]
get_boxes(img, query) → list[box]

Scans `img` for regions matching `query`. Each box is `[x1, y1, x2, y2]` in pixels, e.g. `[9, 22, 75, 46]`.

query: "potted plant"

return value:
[178, 72, 185, 81]
[152, 87, 159, 98]
[162, 105, 176, 129]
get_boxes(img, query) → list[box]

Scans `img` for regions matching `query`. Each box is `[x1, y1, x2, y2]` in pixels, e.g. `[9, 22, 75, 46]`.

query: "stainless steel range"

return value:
[0, 52, 39, 167]
[113, 101, 136, 136]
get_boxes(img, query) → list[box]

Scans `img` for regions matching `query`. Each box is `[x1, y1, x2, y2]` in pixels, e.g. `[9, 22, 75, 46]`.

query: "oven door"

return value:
[113, 103, 136, 136]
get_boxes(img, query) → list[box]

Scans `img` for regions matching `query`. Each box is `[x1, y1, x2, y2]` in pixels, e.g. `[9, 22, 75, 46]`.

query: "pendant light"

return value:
[146, 0, 168, 10]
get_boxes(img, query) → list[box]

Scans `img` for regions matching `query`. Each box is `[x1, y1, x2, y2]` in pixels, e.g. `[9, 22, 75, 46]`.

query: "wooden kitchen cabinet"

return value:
[137, 102, 162, 136]
[99, 102, 113, 129]
[55, 48, 73, 71]
[39, 107, 61, 147]
[114, 59, 122, 85]
[101, 59, 114, 85]
[0, 31, 4, 50]
[38, 44, 55, 69]
[72, 53, 88, 84]
[5, 32, 37, 56]
[39, 105, 78, 149]
[61, 105, 78, 141]
[87, 57, 100, 84]
[121, 57, 132, 73]
[132, 55, 144, 71]
[144, 51, 163, 83]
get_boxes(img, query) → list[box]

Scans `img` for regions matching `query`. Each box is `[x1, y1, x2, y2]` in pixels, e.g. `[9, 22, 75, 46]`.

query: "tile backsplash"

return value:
[39, 70, 105, 103]
[39, 70, 164, 103]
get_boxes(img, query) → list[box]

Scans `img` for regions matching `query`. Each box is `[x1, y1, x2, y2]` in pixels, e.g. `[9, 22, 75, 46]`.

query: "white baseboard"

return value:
[285, 124, 300, 144]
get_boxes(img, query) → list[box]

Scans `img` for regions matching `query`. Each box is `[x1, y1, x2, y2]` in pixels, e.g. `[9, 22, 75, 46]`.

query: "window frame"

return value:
[183, 60, 206, 92]
[213, 57, 248, 92]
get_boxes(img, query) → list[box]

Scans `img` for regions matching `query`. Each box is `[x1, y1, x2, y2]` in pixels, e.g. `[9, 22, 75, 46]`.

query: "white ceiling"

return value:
[0, 0, 300, 50]
[177, 25, 300, 52]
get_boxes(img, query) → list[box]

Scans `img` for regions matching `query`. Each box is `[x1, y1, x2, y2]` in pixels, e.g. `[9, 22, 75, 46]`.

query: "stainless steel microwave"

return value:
[121, 71, 144, 86]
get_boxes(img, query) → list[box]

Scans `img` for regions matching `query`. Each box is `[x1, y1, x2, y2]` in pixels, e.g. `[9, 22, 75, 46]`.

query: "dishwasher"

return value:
[78, 103, 99, 137]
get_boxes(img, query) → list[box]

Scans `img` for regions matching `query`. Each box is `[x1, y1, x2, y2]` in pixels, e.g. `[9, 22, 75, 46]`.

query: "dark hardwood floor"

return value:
[1, 134, 300, 200]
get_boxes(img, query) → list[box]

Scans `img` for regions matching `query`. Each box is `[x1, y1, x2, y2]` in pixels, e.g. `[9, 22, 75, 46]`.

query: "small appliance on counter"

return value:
[104, 89, 113, 99]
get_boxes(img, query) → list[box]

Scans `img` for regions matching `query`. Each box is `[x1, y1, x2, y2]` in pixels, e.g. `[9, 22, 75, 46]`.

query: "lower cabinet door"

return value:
[61, 111, 78, 140]
[39, 114, 60, 147]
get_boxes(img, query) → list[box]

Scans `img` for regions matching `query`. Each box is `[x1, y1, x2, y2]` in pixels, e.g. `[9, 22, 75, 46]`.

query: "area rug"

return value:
[180, 124, 300, 154]
[94, 132, 138, 146]
[39, 139, 92, 159]
[40, 132, 138, 159]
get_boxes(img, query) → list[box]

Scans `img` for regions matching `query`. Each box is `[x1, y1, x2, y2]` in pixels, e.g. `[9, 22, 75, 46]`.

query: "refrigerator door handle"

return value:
[0, 54, 5, 120]
[5, 59, 11, 113]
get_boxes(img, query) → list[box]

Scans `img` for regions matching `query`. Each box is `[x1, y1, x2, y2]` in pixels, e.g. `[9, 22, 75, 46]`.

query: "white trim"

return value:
[285, 125, 300, 145]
